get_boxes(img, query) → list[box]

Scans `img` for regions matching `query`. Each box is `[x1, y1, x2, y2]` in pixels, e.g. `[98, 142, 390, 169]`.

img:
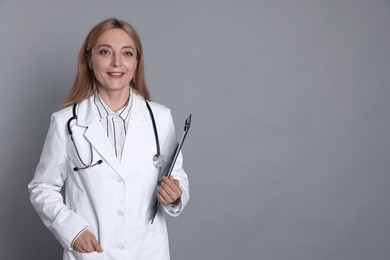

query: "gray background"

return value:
[1, 0, 390, 259]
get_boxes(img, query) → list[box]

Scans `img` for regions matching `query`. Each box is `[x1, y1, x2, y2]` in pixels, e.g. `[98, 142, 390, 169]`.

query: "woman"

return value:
[28, 18, 189, 260]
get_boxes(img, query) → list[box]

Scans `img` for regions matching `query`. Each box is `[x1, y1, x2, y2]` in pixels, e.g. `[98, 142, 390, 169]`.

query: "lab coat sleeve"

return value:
[28, 113, 88, 250]
[161, 111, 190, 217]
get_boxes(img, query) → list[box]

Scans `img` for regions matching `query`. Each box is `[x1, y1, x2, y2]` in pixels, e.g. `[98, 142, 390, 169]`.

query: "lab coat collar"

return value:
[74, 90, 149, 175]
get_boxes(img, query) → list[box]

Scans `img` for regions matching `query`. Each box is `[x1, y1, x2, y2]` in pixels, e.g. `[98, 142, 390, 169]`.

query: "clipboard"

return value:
[151, 114, 192, 224]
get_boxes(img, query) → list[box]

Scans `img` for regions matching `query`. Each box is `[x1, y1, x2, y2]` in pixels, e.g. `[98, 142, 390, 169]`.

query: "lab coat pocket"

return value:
[72, 251, 106, 260]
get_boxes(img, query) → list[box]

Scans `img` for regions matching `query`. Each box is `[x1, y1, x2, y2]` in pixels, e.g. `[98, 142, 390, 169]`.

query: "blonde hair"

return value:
[61, 18, 149, 108]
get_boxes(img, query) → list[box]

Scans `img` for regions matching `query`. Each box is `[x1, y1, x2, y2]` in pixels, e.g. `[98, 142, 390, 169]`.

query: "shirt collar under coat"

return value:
[75, 88, 149, 127]
[93, 89, 133, 123]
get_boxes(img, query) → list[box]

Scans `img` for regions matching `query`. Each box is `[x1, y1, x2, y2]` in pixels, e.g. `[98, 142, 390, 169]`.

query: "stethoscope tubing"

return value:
[67, 99, 162, 171]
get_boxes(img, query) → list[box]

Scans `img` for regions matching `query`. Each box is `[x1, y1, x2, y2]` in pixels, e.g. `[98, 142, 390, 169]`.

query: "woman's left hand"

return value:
[157, 176, 182, 205]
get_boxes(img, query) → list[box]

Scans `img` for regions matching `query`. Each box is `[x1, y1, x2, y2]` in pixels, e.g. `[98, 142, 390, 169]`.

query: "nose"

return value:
[111, 53, 122, 67]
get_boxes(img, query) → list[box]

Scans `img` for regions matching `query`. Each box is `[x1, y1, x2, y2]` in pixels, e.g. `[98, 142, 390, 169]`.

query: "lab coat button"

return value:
[119, 245, 125, 250]
[117, 210, 124, 216]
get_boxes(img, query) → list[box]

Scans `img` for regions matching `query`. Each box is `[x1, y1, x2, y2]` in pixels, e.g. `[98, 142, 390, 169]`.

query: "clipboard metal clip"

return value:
[184, 114, 191, 131]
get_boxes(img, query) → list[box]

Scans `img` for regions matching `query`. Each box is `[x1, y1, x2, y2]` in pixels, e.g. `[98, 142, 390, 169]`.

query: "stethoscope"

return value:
[66, 100, 163, 171]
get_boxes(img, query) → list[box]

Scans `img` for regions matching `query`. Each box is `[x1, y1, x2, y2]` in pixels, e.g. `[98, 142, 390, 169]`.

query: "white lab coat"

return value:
[28, 92, 189, 260]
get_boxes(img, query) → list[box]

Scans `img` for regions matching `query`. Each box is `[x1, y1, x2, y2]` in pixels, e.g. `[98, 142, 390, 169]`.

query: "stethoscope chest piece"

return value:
[153, 154, 164, 168]
[145, 100, 164, 169]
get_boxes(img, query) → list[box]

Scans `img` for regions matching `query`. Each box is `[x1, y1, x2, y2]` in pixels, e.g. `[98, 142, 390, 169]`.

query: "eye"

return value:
[99, 49, 110, 55]
[123, 51, 133, 57]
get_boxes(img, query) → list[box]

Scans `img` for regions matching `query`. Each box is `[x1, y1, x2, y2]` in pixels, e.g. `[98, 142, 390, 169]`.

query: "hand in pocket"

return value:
[73, 229, 103, 253]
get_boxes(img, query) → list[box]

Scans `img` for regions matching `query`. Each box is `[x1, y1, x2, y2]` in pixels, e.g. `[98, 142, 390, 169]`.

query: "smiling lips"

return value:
[107, 72, 125, 78]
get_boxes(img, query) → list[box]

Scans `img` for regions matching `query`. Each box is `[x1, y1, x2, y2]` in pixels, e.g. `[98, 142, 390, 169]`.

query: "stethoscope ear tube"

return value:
[74, 160, 103, 171]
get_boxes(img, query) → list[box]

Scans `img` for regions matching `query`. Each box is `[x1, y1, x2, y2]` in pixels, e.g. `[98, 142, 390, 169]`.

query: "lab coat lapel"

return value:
[120, 94, 149, 172]
[84, 119, 121, 173]
[76, 96, 121, 174]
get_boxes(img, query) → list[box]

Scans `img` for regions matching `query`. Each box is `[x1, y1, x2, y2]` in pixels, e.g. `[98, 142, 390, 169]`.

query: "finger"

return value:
[83, 234, 96, 253]
[158, 186, 174, 203]
[160, 183, 182, 204]
[160, 181, 175, 195]
[76, 239, 93, 253]
[74, 231, 93, 253]
[160, 182, 182, 203]
[75, 230, 102, 253]
[169, 177, 181, 191]
[157, 192, 169, 205]
[169, 176, 179, 184]
[162, 178, 182, 198]
[162, 177, 181, 193]
[90, 235, 103, 252]
[84, 240, 95, 253]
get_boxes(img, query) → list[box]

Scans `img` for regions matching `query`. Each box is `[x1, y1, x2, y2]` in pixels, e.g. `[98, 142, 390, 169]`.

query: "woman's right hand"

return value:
[73, 229, 104, 253]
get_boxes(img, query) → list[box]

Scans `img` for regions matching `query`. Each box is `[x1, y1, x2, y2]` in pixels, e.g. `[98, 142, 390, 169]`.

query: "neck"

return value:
[97, 87, 130, 112]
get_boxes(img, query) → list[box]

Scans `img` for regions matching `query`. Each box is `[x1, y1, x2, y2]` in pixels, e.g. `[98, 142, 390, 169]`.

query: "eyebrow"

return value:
[97, 44, 135, 50]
